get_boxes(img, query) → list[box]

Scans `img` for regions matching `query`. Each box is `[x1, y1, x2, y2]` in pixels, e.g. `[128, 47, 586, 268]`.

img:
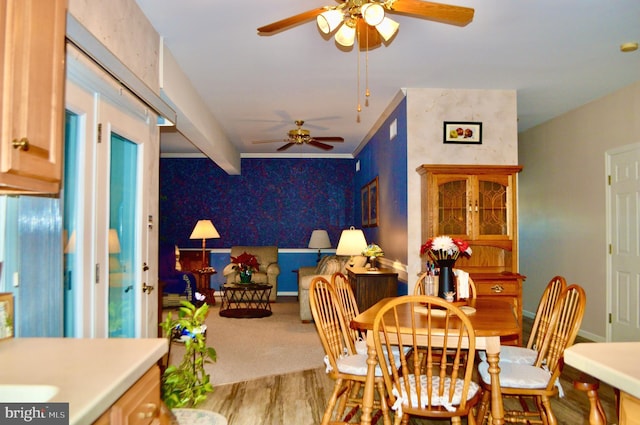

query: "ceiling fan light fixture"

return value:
[361, 3, 385, 26]
[317, 9, 344, 34]
[375, 16, 399, 41]
[335, 19, 357, 46]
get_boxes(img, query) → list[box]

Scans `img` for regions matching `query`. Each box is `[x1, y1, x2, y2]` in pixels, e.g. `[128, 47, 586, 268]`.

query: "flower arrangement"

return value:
[231, 251, 260, 273]
[362, 243, 384, 258]
[419, 235, 472, 261]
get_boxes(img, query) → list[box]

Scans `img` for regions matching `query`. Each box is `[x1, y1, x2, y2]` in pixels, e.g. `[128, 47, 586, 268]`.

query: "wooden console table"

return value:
[191, 268, 217, 305]
[345, 266, 398, 312]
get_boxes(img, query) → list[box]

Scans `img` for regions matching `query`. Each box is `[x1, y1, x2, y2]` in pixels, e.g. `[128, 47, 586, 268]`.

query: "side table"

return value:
[220, 283, 272, 318]
[191, 268, 217, 305]
[345, 265, 398, 312]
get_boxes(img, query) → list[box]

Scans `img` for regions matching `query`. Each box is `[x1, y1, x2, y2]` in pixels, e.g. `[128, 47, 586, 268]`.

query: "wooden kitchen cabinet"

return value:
[0, 0, 66, 193]
[346, 266, 398, 313]
[418, 165, 525, 344]
[93, 365, 169, 425]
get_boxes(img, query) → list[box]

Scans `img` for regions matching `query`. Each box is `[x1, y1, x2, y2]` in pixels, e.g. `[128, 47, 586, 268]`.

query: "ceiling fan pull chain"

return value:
[356, 25, 362, 123]
[365, 26, 370, 108]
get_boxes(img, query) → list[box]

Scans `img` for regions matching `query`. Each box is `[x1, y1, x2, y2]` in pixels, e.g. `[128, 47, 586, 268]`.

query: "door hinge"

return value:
[608, 175, 611, 185]
[97, 123, 102, 144]
[609, 244, 612, 254]
[608, 313, 612, 324]
[95, 263, 100, 284]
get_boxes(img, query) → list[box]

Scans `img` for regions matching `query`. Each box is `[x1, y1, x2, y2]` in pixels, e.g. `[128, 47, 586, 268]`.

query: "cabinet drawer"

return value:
[476, 281, 518, 296]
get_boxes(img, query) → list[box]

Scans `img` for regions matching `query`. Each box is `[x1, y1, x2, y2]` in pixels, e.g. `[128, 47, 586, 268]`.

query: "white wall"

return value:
[404, 88, 519, 292]
[519, 80, 640, 341]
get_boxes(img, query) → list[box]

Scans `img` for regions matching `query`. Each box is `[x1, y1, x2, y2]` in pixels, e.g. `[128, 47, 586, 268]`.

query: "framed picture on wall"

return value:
[361, 185, 370, 226]
[443, 121, 482, 144]
[368, 176, 379, 227]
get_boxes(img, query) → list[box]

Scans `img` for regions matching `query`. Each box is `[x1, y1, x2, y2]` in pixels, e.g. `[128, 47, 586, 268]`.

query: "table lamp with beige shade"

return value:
[336, 226, 367, 266]
[308, 229, 331, 263]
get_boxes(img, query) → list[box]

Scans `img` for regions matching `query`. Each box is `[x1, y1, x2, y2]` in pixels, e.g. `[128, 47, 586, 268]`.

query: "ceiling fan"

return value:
[257, 0, 474, 49]
[252, 120, 344, 151]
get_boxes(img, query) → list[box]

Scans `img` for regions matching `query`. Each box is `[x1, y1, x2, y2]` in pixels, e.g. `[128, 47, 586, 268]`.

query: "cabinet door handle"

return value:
[137, 402, 158, 419]
[468, 200, 473, 212]
[490, 284, 504, 293]
[475, 200, 478, 212]
[12, 137, 30, 151]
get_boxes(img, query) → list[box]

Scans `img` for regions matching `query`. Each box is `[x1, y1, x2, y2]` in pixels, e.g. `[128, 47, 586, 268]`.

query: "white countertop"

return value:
[0, 338, 168, 425]
[564, 342, 640, 398]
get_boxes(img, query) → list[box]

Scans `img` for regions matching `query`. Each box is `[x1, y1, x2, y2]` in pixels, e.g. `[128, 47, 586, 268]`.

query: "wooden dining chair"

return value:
[372, 295, 481, 425]
[475, 284, 586, 425]
[309, 276, 391, 425]
[332, 272, 366, 353]
[479, 275, 567, 366]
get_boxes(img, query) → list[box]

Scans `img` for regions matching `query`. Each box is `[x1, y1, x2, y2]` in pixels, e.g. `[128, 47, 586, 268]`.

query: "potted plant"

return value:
[160, 293, 217, 408]
[230, 251, 260, 283]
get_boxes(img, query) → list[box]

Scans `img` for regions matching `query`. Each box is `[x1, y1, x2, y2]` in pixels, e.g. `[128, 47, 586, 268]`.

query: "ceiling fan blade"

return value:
[252, 139, 287, 144]
[312, 137, 344, 142]
[308, 140, 334, 150]
[356, 19, 383, 50]
[386, 0, 474, 26]
[277, 142, 295, 152]
[257, 7, 327, 35]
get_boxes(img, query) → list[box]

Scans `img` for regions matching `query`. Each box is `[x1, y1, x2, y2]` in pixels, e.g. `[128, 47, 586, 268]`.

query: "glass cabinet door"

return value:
[476, 175, 510, 238]
[435, 176, 471, 238]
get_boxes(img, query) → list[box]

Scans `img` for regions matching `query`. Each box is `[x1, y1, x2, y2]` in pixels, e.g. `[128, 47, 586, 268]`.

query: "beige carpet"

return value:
[165, 298, 325, 386]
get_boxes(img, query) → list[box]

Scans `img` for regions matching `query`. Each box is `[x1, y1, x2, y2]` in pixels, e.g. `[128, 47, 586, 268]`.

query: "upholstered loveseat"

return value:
[222, 246, 280, 302]
[298, 255, 367, 322]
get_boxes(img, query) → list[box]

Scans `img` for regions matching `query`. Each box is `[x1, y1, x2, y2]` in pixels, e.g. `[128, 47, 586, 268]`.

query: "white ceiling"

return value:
[135, 0, 640, 157]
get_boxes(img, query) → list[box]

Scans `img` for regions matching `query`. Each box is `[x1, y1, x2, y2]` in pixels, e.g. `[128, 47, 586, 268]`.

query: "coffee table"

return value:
[219, 283, 272, 318]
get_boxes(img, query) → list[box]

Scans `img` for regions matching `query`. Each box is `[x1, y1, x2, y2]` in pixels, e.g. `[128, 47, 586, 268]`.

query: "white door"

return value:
[608, 143, 640, 341]
[64, 45, 158, 338]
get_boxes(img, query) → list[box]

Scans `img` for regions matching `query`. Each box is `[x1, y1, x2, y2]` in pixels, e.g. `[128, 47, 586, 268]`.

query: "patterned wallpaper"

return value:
[160, 157, 356, 249]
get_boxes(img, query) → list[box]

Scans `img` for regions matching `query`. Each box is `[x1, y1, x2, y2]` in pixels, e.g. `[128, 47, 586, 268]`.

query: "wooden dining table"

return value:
[351, 297, 520, 425]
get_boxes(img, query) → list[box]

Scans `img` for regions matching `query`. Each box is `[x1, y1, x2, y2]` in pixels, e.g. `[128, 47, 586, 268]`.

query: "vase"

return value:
[239, 270, 252, 284]
[368, 256, 378, 271]
[436, 258, 456, 300]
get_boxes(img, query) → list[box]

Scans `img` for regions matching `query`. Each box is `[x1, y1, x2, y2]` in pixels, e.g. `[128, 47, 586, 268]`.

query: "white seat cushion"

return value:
[478, 345, 538, 365]
[478, 361, 550, 389]
[392, 375, 480, 416]
[354, 339, 411, 357]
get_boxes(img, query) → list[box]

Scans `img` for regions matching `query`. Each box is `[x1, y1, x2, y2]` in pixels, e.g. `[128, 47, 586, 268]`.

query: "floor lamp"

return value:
[189, 220, 220, 267]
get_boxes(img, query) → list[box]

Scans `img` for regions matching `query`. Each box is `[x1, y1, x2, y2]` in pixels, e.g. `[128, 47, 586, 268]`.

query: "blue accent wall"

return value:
[355, 97, 408, 293]
[160, 157, 355, 249]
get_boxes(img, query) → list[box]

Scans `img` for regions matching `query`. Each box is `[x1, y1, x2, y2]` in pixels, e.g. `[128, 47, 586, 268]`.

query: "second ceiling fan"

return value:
[252, 120, 344, 151]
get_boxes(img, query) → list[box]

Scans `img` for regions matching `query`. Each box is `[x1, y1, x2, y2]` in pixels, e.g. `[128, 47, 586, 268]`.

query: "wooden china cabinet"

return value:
[417, 164, 525, 344]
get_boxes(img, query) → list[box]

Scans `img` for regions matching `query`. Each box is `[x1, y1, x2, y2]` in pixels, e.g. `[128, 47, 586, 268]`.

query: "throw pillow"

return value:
[322, 258, 343, 275]
[316, 255, 334, 274]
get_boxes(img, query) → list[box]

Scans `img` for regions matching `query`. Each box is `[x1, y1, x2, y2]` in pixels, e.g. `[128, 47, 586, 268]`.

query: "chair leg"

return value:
[375, 379, 392, 425]
[323, 378, 346, 425]
[539, 395, 557, 425]
[476, 389, 491, 424]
